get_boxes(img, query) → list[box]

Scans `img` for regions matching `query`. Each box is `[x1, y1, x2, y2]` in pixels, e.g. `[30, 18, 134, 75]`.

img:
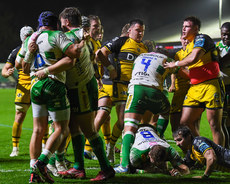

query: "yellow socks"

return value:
[12, 121, 22, 147]
[110, 123, 122, 146]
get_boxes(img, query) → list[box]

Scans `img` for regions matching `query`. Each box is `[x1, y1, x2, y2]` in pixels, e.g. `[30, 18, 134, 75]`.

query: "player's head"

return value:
[143, 40, 156, 52]
[88, 15, 101, 40]
[173, 126, 194, 153]
[38, 11, 58, 30]
[221, 22, 230, 46]
[128, 19, 145, 43]
[182, 16, 200, 41]
[81, 15, 90, 32]
[155, 47, 169, 57]
[20, 26, 34, 42]
[59, 7, 82, 32]
[97, 25, 104, 42]
[148, 145, 167, 170]
[121, 23, 130, 37]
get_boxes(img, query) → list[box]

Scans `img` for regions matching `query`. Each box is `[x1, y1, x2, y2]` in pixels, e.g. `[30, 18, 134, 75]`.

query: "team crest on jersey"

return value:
[17, 93, 22, 97]
[137, 47, 141, 52]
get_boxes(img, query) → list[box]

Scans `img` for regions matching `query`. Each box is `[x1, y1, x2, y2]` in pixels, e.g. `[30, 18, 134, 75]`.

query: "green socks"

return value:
[121, 133, 135, 168]
[157, 117, 169, 138]
[72, 134, 85, 170]
[89, 133, 110, 171]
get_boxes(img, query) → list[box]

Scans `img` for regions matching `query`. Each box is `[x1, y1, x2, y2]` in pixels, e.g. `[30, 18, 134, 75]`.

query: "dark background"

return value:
[0, 0, 229, 62]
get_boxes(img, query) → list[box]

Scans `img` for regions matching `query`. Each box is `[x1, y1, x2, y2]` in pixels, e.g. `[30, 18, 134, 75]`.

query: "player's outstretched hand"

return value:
[163, 61, 176, 69]
[169, 169, 181, 177]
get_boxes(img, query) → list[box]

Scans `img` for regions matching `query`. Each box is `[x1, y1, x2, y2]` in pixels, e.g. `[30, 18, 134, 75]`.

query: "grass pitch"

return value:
[0, 88, 229, 184]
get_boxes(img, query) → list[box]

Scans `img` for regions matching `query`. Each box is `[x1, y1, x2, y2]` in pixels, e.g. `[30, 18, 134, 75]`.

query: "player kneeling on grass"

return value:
[173, 126, 230, 178]
[129, 124, 189, 176]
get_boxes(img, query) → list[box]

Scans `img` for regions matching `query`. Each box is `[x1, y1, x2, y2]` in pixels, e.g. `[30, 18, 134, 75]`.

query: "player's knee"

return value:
[62, 126, 70, 138]
[15, 104, 30, 113]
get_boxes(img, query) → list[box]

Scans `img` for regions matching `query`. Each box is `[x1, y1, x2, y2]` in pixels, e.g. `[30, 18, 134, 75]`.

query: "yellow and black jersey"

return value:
[185, 34, 219, 69]
[103, 36, 148, 82]
[184, 34, 220, 84]
[188, 136, 230, 171]
[174, 49, 190, 87]
[90, 37, 103, 76]
[6, 46, 31, 85]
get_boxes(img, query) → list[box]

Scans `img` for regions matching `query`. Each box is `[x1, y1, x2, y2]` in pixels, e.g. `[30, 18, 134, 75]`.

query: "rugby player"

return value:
[173, 126, 230, 178]
[164, 16, 225, 146]
[99, 19, 148, 163]
[18, 11, 83, 183]
[114, 49, 176, 173]
[169, 36, 190, 132]
[216, 22, 230, 148]
[58, 7, 115, 181]
[94, 23, 130, 163]
[2, 26, 33, 157]
[129, 124, 189, 176]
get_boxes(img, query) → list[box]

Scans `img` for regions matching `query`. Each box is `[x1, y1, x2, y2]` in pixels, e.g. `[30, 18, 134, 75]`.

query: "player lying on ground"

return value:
[173, 126, 230, 178]
[129, 124, 189, 176]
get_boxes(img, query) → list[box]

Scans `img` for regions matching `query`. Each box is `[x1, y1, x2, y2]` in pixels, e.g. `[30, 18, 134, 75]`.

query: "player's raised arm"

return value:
[96, 48, 117, 80]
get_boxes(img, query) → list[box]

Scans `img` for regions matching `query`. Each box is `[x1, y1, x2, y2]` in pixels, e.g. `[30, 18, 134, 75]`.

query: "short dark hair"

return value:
[184, 16, 201, 30]
[149, 145, 167, 162]
[129, 19, 144, 27]
[221, 22, 230, 30]
[59, 7, 82, 27]
[172, 126, 194, 139]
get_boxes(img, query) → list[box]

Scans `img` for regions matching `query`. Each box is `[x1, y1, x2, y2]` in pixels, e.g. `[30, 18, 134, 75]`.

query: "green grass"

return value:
[0, 88, 229, 184]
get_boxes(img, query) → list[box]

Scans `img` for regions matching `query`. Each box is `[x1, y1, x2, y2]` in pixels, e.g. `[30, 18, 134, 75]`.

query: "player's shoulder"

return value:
[192, 136, 210, 148]
[7, 45, 21, 63]
[103, 36, 129, 49]
[41, 30, 65, 38]
[194, 33, 213, 45]
[195, 33, 211, 40]
[140, 52, 168, 59]
[12, 45, 21, 54]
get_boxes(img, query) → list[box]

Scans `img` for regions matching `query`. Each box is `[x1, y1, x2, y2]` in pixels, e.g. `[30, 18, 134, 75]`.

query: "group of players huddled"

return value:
[2, 6, 230, 183]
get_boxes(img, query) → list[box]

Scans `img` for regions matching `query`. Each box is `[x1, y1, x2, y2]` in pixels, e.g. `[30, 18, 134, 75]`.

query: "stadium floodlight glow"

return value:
[219, 0, 222, 28]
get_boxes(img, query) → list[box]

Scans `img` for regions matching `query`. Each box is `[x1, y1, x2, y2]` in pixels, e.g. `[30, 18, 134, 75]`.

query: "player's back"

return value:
[130, 52, 173, 91]
[65, 28, 94, 89]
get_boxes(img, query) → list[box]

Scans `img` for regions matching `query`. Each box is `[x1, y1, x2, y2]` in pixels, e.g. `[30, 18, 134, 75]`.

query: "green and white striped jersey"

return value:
[65, 28, 95, 89]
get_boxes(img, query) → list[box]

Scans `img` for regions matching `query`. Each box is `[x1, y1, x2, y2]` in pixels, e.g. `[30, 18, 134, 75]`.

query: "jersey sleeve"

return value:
[7, 46, 20, 66]
[167, 146, 184, 167]
[193, 34, 215, 53]
[130, 147, 149, 169]
[193, 137, 212, 155]
[55, 31, 73, 53]
[16, 36, 31, 64]
[103, 36, 128, 54]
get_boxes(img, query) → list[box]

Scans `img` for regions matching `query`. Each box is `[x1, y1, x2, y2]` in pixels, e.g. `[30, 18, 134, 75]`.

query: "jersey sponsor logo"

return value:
[134, 71, 150, 76]
[198, 142, 210, 153]
[194, 37, 205, 48]
[106, 42, 112, 48]
[127, 53, 136, 61]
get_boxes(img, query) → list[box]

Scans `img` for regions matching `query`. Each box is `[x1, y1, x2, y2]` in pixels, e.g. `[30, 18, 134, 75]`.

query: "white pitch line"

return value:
[0, 123, 32, 131]
[0, 167, 98, 173]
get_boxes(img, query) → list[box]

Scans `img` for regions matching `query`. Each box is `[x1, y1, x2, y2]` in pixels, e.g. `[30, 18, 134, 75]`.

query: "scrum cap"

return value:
[38, 11, 58, 29]
[20, 26, 34, 42]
